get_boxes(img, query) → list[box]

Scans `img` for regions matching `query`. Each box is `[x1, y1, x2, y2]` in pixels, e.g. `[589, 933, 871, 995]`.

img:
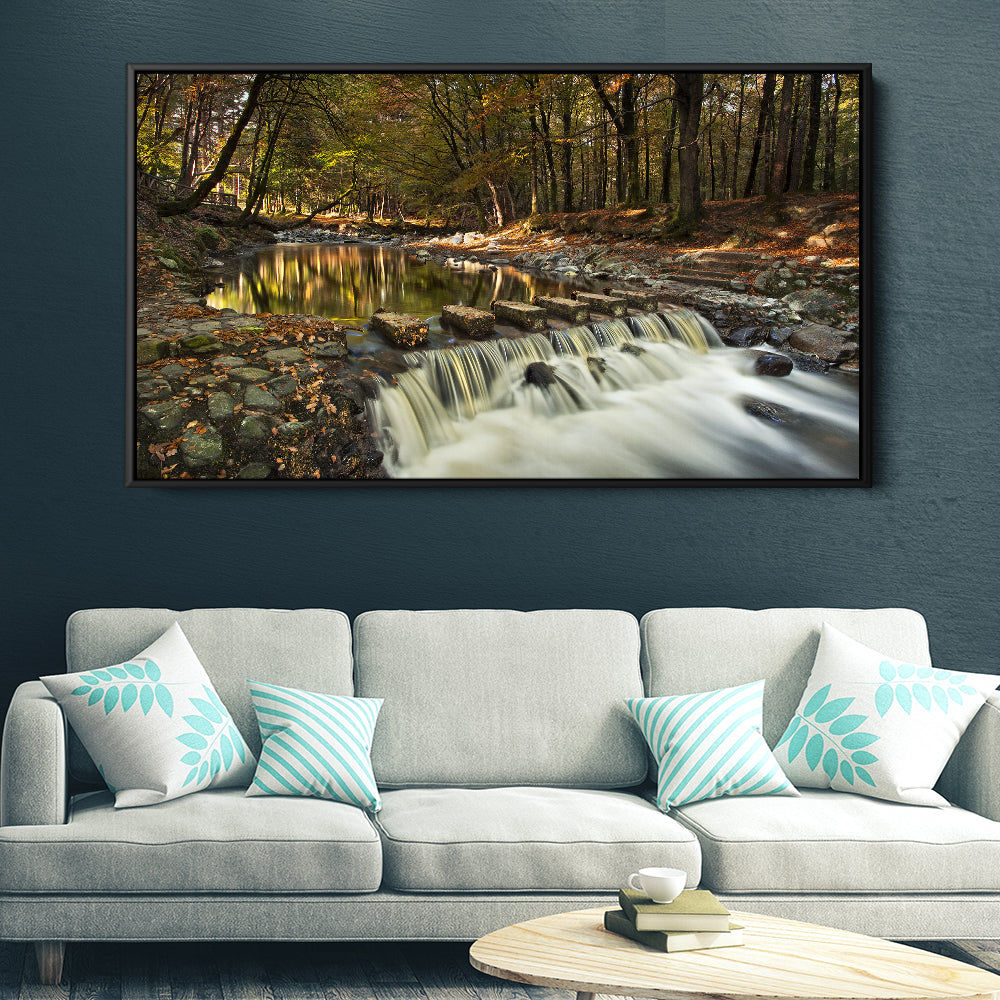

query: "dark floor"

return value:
[2, 938, 997, 999]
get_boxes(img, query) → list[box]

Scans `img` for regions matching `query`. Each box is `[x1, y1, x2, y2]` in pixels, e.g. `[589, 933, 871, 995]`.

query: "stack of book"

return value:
[604, 886, 743, 953]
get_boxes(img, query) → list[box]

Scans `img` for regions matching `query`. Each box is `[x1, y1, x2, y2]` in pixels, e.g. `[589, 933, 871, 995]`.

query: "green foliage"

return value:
[136, 70, 862, 225]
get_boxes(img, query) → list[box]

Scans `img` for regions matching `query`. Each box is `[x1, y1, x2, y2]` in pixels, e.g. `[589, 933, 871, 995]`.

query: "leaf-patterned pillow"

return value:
[41, 622, 256, 808]
[774, 623, 1000, 807]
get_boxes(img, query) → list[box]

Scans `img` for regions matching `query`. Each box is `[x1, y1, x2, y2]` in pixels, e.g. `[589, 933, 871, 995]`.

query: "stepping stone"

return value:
[531, 296, 589, 323]
[572, 292, 626, 317]
[228, 367, 273, 383]
[369, 311, 429, 348]
[603, 288, 658, 311]
[441, 305, 495, 339]
[263, 347, 306, 364]
[136, 337, 169, 365]
[491, 300, 548, 331]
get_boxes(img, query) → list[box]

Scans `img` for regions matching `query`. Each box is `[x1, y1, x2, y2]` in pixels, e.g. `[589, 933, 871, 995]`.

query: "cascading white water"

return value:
[368, 308, 859, 480]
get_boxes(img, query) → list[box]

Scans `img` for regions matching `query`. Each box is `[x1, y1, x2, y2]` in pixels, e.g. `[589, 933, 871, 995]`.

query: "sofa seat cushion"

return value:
[375, 787, 701, 892]
[672, 788, 1000, 894]
[0, 788, 381, 894]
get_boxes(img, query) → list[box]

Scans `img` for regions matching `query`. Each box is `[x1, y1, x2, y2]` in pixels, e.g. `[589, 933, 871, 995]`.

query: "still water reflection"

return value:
[206, 242, 590, 326]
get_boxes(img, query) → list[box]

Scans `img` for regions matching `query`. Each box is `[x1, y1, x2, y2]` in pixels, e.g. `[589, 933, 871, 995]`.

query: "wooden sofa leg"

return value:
[34, 940, 65, 985]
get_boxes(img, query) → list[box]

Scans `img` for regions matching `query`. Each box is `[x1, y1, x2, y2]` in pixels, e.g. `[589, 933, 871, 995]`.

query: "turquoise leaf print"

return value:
[70, 660, 175, 718]
[176, 684, 241, 788]
[783, 685, 881, 790]
[874, 663, 973, 717]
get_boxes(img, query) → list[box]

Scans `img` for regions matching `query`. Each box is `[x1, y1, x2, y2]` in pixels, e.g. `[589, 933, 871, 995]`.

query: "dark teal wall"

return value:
[4, 1, 998, 710]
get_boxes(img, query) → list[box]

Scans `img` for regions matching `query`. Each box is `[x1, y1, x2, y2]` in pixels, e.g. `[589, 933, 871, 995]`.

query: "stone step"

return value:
[532, 295, 589, 323]
[660, 273, 748, 290]
[603, 288, 659, 311]
[491, 299, 548, 331]
[441, 305, 495, 339]
[571, 292, 627, 317]
[369, 310, 429, 348]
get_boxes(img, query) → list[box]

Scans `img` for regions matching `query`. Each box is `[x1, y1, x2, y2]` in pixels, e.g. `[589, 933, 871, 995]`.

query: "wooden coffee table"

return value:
[469, 908, 1000, 1000]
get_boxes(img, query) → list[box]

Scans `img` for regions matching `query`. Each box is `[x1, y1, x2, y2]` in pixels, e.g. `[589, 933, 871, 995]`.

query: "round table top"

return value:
[469, 908, 1000, 1000]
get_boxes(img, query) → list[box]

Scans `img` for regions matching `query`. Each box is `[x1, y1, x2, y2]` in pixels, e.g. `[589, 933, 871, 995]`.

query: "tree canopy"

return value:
[135, 70, 861, 231]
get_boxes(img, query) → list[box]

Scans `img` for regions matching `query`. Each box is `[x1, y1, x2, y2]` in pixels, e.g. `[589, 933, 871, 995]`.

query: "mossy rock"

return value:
[193, 225, 222, 251]
[179, 334, 219, 350]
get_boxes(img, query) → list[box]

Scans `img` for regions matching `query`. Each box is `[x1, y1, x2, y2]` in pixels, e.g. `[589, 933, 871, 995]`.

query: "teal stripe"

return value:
[247, 682, 381, 811]
[630, 682, 790, 811]
[260, 684, 379, 748]
[649, 691, 714, 760]
[683, 729, 772, 804]
[255, 704, 375, 794]
[255, 756, 303, 795]
[269, 733, 368, 808]
[665, 701, 758, 805]
[660, 686, 757, 793]
[253, 686, 379, 756]
[278, 729, 371, 808]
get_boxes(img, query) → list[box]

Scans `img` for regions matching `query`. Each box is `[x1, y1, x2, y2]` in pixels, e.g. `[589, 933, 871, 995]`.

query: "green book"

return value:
[618, 886, 731, 931]
[604, 908, 743, 953]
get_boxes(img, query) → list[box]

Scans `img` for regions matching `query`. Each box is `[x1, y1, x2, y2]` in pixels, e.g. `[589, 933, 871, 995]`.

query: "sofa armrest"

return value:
[937, 690, 1000, 821]
[1, 681, 69, 826]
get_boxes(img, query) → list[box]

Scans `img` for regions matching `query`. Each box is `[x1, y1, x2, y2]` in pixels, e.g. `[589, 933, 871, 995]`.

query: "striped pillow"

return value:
[246, 681, 383, 811]
[628, 680, 798, 812]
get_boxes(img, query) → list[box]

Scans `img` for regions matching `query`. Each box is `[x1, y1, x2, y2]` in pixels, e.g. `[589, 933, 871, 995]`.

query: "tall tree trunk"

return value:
[767, 72, 796, 199]
[823, 73, 842, 191]
[590, 74, 642, 207]
[599, 114, 608, 208]
[800, 72, 822, 193]
[707, 118, 715, 201]
[538, 107, 558, 212]
[743, 72, 776, 198]
[643, 100, 650, 201]
[236, 79, 300, 226]
[661, 90, 677, 203]
[158, 73, 269, 216]
[672, 72, 703, 233]
[524, 75, 541, 214]
[787, 76, 810, 192]
[731, 75, 745, 199]
[561, 88, 573, 213]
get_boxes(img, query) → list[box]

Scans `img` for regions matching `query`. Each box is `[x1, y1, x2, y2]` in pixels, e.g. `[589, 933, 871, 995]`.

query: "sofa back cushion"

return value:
[353, 609, 647, 789]
[65, 609, 354, 777]
[640, 608, 931, 748]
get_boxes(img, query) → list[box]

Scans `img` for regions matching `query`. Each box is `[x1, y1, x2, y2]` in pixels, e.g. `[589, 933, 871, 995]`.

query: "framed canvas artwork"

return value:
[129, 64, 870, 486]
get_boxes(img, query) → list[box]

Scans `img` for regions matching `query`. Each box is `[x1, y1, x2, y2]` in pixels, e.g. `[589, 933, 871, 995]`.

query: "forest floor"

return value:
[135, 191, 859, 305]
[275, 191, 860, 283]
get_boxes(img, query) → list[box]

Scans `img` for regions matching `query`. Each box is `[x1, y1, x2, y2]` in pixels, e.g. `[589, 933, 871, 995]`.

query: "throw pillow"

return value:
[246, 681, 383, 811]
[40, 622, 256, 808]
[774, 623, 1000, 807]
[627, 680, 798, 812]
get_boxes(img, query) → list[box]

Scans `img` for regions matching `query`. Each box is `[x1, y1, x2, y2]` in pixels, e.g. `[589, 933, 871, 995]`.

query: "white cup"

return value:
[627, 867, 686, 903]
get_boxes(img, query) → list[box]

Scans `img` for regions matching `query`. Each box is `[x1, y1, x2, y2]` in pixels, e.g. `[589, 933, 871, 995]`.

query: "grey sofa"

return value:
[2, 607, 998, 985]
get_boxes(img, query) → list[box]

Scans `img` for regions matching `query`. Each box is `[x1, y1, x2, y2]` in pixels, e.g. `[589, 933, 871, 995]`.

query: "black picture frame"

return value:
[128, 63, 871, 488]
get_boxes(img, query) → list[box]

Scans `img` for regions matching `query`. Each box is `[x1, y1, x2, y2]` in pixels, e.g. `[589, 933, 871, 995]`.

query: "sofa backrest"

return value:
[65, 609, 354, 771]
[640, 607, 931, 747]
[353, 609, 647, 789]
